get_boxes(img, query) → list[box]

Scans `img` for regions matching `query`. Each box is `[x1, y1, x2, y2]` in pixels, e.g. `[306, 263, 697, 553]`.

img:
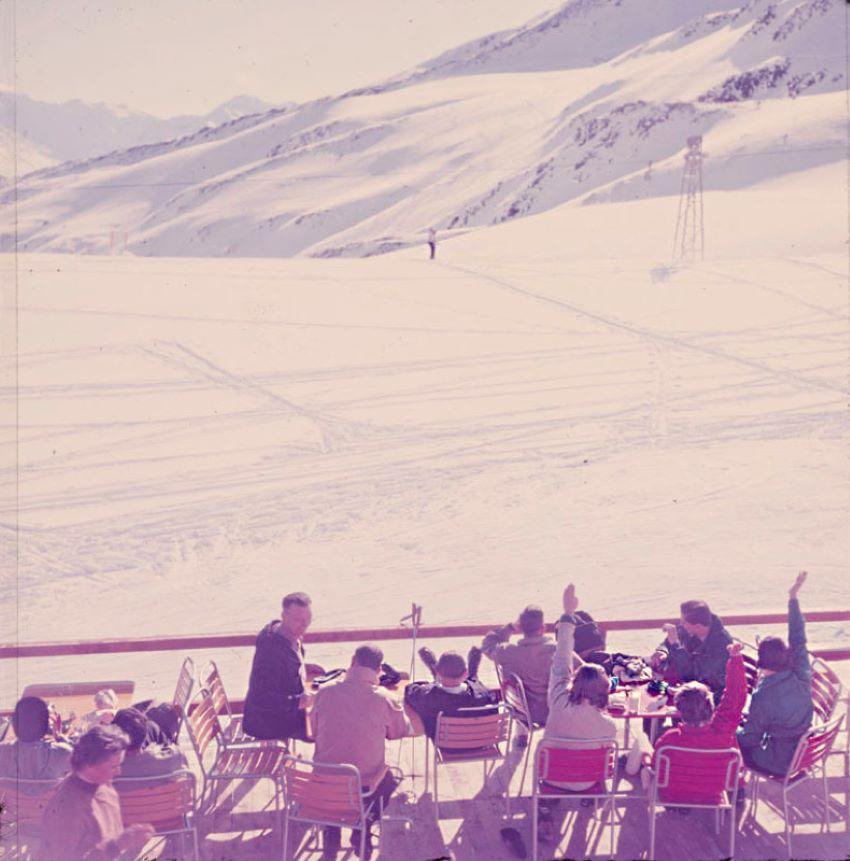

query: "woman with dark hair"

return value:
[543, 584, 617, 788]
[111, 707, 187, 778]
[0, 696, 72, 780]
[39, 724, 154, 861]
[737, 571, 814, 776]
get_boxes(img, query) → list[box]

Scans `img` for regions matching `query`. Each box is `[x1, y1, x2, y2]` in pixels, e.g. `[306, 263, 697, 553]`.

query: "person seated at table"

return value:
[642, 642, 748, 802]
[77, 689, 119, 734]
[0, 696, 73, 780]
[129, 699, 181, 745]
[313, 644, 410, 860]
[652, 599, 733, 698]
[243, 591, 325, 743]
[738, 571, 814, 777]
[481, 605, 556, 727]
[110, 708, 188, 779]
[405, 648, 499, 740]
[39, 724, 155, 861]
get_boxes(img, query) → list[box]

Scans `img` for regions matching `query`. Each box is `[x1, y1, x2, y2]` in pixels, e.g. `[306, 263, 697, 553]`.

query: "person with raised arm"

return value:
[737, 571, 814, 776]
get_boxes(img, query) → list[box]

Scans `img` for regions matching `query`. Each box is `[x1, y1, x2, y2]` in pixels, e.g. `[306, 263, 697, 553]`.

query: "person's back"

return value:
[653, 644, 747, 803]
[111, 707, 187, 781]
[738, 572, 814, 776]
[313, 646, 409, 791]
[405, 650, 498, 740]
[544, 585, 616, 791]
[482, 607, 556, 726]
[0, 697, 72, 782]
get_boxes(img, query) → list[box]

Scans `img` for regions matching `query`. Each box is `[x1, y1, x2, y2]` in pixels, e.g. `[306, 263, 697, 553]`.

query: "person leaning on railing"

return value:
[737, 571, 814, 776]
[39, 724, 154, 861]
[0, 696, 72, 781]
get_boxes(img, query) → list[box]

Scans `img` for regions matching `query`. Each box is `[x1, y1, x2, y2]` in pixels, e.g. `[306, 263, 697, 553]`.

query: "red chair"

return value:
[742, 653, 760, 695]
[172, 656, 196, 741]
[749, 714, 844, 858]
[199, 660, 248, 743]
[810, 657, 844, 723]
[532, 737, 618, 861]
[500, 671, 543, 800]
[647, 746, 742, 859]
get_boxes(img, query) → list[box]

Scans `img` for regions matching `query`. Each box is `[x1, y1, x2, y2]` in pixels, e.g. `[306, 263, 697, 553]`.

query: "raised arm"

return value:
[548, 584, 579, 711]
[711, 642, 747, 737]
[481, 622, 516, 660]
[788, 571, 810, 681]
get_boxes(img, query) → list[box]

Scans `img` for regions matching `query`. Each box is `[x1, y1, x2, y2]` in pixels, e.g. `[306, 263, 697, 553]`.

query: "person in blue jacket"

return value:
[737, 571, 814, 776]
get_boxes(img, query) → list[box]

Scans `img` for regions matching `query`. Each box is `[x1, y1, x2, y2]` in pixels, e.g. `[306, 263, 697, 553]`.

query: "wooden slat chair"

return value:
[199, 660, 247, 744]
[647, 746, 742, 860]
[810, 657, 844, 723]
[749, 714, 844, 858]
[0, 776, 62, 855]
[172, 656, 196, 740]
[500, 672, 543, 800]
[183, 689, 287, 828]
[532, 738, 619, 861]
[281, 756, 387, 860]
[426, 704, 510, 813]
[114, 770, 199, 861]
[742, 652, 760, 695]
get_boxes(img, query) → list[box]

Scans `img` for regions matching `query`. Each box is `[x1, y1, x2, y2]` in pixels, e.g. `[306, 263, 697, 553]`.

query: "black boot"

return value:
[418, 647, 438, 678]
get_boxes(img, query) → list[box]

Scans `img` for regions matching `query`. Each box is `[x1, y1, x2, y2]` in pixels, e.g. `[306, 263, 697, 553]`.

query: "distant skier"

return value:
[427, 227, 437, 260]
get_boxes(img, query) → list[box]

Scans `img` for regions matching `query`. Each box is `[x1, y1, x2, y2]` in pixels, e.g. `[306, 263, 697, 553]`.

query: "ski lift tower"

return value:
[672, 135, 705, 264]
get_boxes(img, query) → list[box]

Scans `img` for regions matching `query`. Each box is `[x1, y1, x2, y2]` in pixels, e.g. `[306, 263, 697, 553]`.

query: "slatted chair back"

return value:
[654, 746, 741, 805]
[281, 756, 364, 827]
[536, 738, 617, 786]
[435, 706, 508, 752]
[501, 673, 534, 732]
[810, 659, 843, 723]
[742, 653, 760, 694]
[200, 661, 233, 721]
[172, 657, 196, 730]
[0, 777, 62, 830]
[184, 690, 222, 772]
[787, 715, 844, 776]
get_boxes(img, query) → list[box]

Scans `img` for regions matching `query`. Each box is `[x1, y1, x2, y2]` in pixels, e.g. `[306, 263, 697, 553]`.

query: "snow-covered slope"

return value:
[0, 92, 277, 177]
[0, 0, 844, 257]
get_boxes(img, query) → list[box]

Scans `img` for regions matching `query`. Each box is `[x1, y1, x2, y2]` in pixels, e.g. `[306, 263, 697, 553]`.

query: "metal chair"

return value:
[199, 660, 248, 743]
[0, 776, 62, 856]
[810, 657, 844, 723]
[741, 652, 760, 695]
[172, 656, 196, 740]
[280, 756, 408, 860]
[426, 704, 510, 813]
[500, 671, 543, 800]
[183, 689, 287, 827]
[114, 770, 200, 860]
[647, 746, 742, 859]
[749, 714, 844, 858]
[532, 737, 619, 861]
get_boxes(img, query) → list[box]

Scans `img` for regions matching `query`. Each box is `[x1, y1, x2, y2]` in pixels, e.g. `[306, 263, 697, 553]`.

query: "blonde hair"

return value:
[93, 689, 118, 711]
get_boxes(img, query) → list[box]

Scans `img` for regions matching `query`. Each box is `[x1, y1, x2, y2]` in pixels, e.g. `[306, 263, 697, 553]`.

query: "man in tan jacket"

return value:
[313, 644, 410, 859]
[482, 605, 556, 728]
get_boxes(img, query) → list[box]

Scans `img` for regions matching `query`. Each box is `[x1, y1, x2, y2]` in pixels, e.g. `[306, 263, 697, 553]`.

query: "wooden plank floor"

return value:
[199, 730, 850, 861]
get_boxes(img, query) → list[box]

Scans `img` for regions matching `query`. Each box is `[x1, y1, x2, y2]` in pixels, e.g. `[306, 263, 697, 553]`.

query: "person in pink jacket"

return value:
[651, 641, 747, 804]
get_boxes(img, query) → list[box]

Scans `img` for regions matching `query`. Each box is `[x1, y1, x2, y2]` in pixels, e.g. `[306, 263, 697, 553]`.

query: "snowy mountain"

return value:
[0, 0, 843, 257]
[0, 92, 277, 176]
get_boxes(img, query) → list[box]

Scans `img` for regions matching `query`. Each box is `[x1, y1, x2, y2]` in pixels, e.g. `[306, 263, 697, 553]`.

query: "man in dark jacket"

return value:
[404, 649, 498, 740]
[243, 592, 323, 742]
[652, 599, 733, 697]
[738, 571, 814, 776]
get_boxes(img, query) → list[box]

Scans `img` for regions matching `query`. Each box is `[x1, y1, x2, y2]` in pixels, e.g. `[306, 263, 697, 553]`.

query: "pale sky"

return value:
[1, 0, 558, 117]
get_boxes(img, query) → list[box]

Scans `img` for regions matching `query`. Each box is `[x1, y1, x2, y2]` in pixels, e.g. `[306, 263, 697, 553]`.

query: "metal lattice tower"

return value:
[672, 136, 705, 263]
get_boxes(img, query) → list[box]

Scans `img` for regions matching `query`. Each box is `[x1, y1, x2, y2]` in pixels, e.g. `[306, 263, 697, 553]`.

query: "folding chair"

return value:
[114, 770, 199, 860]
[0, 776, 62, 855]
[500, 672, 543, 799]
[172, 656, 196, 740]
[184, 689, 287, 829]
[810, 657, 844, 723]
[749, 714, 844, 858]
[281, 756, 406, 860]
[426, 704, 509, 813]
[647, 746, 741, 859]
[199, 660, 248, 743]
[532, 737, 619, 861]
